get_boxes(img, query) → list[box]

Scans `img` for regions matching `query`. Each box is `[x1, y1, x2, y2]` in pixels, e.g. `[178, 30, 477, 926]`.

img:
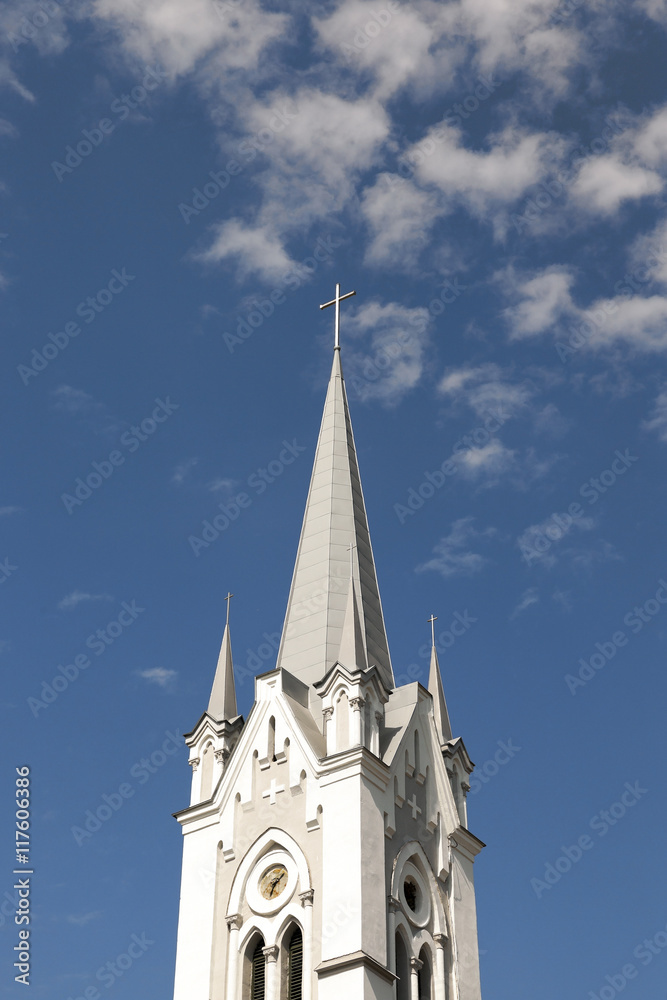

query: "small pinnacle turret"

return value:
[207, 609, 238, 722]
[428, 640, 452, 744]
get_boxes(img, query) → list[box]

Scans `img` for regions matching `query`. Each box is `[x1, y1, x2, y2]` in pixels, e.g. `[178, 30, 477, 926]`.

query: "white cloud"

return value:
[638, 0, 667, 24]
[343, 300, 432, 407]
[208, 477, 238, 494]
[51, 385, 98, 415]
[571, 156, 662, 215]
[197, 220, 295, 284]
[500, 255, 667, 354]
[510, 587, 539, 619]
[437, 362, 536, 418]
[138, 666, 177, 688]
[454, 439, 518, 481]
[67, 911, 103, 927]
[517, 511, 596, 568]
[50, 385, 118, 432]
[502, 267, 576, 338]
[417, 516, 495, 577]
[199, 89, 390, 281]
[172, 458, 199, 486]
[88, 0, 287, 79]
[58, 591, 113, 611]
[314, 0, 459, 101]
[643, 386, 667, 442]
[362, 176, 440, 268]
[0, 505, 21, 516]
[413, 123, 566, 220]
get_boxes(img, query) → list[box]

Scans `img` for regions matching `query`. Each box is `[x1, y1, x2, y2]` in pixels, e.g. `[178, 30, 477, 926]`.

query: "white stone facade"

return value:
[171, 347, 485, 1000]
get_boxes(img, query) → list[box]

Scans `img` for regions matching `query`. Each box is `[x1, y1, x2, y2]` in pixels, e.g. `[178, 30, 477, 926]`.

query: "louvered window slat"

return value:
[288, 928, 303, 1000]
[251, 940, 265, 1000]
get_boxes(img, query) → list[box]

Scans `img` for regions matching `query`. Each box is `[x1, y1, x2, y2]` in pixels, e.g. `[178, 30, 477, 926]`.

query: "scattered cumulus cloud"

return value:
[138, 667, 177, 689]
[344, 300, 432, 407]
[417, 516, 496, 577]
[510, 587, 540, 619]
[643, 386, 667, 441]
[172, 458, 199, 486]
[58, 591, 113, 611]
[67, 911, 103, 927]
[208, 477, 238, 494]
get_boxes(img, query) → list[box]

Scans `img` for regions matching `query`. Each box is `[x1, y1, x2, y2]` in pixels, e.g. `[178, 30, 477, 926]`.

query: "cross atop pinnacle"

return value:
[224, 591, 234, 627]
[320, 282, 356, 350]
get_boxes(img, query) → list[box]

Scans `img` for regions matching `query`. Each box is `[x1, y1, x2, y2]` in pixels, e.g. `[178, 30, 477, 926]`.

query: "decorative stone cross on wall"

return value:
[262, 779, 285, 805]
[406, 793, 422, 820]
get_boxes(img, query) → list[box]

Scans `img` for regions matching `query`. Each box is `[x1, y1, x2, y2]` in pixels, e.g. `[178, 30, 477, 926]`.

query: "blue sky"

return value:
[1, 1, 666, 997]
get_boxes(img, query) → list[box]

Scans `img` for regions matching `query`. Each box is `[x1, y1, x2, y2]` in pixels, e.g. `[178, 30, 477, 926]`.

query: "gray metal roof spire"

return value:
[427, 615, 452, 743]
[276, 328, 394, 702]
[207, 593, 238, 722]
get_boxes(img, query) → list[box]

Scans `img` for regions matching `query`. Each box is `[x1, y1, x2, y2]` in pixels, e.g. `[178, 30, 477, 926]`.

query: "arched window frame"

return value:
[278, 920, 304, 1000]
[241, 932, 266, 1000]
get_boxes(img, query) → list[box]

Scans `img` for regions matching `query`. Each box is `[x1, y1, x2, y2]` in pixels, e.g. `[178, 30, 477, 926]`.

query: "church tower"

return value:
[172, 287, 485, 1000]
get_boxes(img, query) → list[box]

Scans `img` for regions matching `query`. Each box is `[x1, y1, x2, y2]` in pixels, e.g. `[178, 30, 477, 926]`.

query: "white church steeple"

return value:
[171, 288, 486, 1000]
[276, 342, 393, 703]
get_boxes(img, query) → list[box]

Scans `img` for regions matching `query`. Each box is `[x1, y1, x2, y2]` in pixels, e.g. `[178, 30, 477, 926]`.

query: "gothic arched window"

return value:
[250, 937, 265, 1000]
[268, 716, 276, 761]
[395, 931, 411, 1000]
[287, 925, 302, 1000]
[200, 742, 214, 799]
[418, 945, 433, 1000]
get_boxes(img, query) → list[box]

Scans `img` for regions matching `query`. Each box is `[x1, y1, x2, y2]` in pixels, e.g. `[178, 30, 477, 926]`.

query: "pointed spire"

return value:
[207, 597, 238, 722]
[276, 347, 393, 700]
[428, 633, 452, 744]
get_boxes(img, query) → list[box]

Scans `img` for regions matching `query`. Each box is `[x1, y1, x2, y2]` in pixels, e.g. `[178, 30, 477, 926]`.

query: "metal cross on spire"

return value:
[427, 614, 438, 646]
[320, 282, 356, 350]
[224, 591, 234, 627]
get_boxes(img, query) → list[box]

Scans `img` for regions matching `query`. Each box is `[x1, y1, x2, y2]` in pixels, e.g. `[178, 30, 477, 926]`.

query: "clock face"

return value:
[259, 865, 289, 900]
